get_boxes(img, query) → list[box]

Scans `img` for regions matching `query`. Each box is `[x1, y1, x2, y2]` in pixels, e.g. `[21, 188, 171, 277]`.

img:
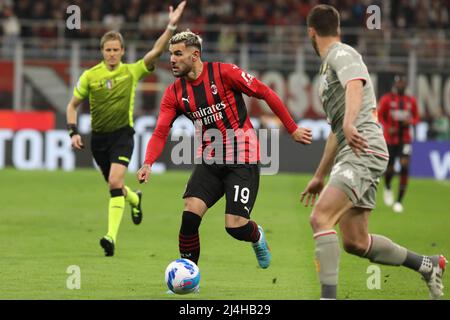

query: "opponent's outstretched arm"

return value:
[300, 132, 338, 207]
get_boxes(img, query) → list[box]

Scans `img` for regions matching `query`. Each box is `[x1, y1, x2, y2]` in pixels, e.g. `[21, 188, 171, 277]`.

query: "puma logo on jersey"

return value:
[182, 97, 190, 104]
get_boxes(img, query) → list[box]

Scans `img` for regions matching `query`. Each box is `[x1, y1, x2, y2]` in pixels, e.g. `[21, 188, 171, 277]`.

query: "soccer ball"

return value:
[165, 258, 200, 294]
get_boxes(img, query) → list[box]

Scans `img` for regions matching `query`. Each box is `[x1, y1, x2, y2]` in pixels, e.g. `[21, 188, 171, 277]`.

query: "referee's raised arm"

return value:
[142, 1, 187, 70]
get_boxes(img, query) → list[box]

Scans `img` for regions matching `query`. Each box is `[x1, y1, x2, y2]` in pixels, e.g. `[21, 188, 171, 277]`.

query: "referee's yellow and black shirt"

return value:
[73, 59, 152, 133]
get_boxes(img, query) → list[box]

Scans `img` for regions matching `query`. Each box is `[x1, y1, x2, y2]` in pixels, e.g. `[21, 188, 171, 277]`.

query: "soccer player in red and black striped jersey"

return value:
[378, 74, 420, 213]
[137, 30, 312, 270]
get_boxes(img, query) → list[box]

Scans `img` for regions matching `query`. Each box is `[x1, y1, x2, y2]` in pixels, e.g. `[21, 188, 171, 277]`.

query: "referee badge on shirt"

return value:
[106, 79, 113, 90]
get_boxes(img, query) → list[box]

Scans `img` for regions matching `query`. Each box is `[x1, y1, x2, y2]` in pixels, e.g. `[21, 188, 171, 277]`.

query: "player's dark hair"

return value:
[394, 74, 407, 83]
[307, 5, 340, 37]
[169, 29, 202, 52]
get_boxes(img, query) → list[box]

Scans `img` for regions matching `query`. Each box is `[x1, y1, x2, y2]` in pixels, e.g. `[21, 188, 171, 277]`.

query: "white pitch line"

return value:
[437, 180, 450, 188]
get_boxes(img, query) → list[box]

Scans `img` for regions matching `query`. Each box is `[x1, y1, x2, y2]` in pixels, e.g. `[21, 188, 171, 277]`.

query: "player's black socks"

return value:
[398, 166, 409, 202]
[385, 166, 394, 190]
[226, 220, 260, 243]
[179, 211, 202, 265]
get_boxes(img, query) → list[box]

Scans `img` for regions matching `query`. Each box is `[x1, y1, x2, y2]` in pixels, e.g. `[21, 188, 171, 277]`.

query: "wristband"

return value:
[167, 24, 177, 31]
[67, 124, 79, 137]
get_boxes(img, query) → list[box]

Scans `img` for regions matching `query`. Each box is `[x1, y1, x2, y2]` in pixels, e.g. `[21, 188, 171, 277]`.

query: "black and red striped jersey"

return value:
[378, 92, 420, 145]
[144, 61, 298, 165]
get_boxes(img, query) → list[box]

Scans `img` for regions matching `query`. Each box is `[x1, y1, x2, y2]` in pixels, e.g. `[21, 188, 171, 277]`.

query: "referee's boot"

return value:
[100, 236, 115, 257]
[131, 190, 143, 225]
[252, 225, 271, 269]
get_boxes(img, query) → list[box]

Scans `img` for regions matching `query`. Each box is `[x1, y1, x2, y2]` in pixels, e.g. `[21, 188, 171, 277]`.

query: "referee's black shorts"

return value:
[91, 126, 135, 182]
[183, 162, 260, 219]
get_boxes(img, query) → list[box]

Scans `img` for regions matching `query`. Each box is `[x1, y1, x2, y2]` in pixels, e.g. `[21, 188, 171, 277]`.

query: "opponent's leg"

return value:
[340, 208, 407, 264]
[310, 185, 353, 299]
[339, 209, 448, 299]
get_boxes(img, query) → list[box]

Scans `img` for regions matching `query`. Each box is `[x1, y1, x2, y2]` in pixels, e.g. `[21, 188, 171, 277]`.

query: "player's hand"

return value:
[168, 0, 186, 26]
[137, 164, 152, 184]
[291, 127, 313, 145]
[71, 134, 84, 150]
[300, 176, 324, 207]
[343, 125, 368, 157]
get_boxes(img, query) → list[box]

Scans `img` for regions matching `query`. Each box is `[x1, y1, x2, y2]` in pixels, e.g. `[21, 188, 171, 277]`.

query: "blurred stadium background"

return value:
[0, 0, 449, 300]
[1, 0, 450, 175]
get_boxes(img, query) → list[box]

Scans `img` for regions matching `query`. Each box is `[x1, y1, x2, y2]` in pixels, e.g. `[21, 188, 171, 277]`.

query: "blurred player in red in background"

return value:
[378, 74, 420, 213]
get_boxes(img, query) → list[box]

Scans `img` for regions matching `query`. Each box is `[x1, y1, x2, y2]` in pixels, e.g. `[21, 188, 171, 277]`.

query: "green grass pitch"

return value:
[0, 168, 449, 300]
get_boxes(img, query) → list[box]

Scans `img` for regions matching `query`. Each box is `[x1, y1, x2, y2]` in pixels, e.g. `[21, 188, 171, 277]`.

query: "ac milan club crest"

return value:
[211, 83, 218, 95]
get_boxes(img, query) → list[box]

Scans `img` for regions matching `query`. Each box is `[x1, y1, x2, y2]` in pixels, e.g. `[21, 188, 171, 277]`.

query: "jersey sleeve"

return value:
[221, 63, 261, 97]
[73, 71, 89, 100]
[144, 85, 179, 165]
[129, 59, 153, 81]
[222, 63, 298, 134]
[328, 47, 370, 88]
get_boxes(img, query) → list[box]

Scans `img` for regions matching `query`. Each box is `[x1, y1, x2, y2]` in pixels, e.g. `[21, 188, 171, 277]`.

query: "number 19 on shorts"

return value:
[234, 185, 250, 204]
